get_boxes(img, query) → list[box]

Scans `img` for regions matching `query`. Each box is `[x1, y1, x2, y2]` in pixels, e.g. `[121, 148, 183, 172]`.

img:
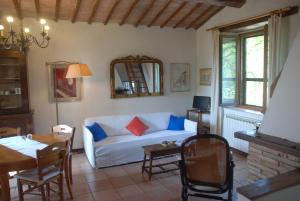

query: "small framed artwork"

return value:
[199, 68, 212, 86]
[47, 61, 81, 102]
[170, 63, 190, 92]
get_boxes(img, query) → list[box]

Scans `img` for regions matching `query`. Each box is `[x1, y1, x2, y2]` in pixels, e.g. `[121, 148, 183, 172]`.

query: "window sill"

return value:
[223, 105, 264, 116]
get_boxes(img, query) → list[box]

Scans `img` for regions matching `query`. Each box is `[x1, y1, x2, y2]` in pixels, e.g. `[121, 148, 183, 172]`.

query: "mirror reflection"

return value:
[111, 56, 163, 98]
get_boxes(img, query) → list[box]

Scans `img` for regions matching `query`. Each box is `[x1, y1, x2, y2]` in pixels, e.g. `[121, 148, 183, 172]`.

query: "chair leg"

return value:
[58, 174, 64, 201]
[65, 160, 73, 199]
[17, 179, 24, 201]
[181, 186, 188, 201]
[69, 155, 73, 184]
[228, 166, 234, 201]
[40, 185, 47, 201]
[228, 180, 233, 201]
[46, 183, 50, 198]
[228, 189, 233, 201]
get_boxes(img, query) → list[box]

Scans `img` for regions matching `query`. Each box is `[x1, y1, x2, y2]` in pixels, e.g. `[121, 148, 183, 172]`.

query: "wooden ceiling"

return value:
[0, 0, 246, 29]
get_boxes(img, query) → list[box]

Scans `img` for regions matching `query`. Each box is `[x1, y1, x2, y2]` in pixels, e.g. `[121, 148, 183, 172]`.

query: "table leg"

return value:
[142, 154, 146, 173]
[149, 155, 153, 180]
[0, 172, 11, 201]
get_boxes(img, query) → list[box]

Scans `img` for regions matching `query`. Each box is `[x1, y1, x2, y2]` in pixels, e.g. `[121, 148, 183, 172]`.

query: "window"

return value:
[220, 29, 268, 109]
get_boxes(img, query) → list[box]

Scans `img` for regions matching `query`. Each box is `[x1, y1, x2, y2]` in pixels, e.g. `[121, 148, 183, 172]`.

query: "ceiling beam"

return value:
[195, 6, 224, 29]
[34, 0, 40, 19]
[186, 5, 215, 29]
[88, 0, 102, 24]
[178, 0, 246, 8]
[104, 0, 120, 25]
[120, 0, 139, 26]
[160, 1, 187, 28]
[148, 0, 172, 27]
[135, 0, 155, 27]
[71, 0, 82, 23]
[12, 0, 23, 19]
[173, 3, 202, 28]
[55, 0, 61, 21]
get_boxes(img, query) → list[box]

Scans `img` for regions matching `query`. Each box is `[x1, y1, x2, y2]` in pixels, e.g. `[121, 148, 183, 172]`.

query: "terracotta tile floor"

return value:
[9, 151, 248, 201]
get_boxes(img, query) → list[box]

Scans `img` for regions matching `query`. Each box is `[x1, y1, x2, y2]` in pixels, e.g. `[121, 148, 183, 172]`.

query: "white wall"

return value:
[196, 0, 300, 96]
[259, 29, 300, 142]
[24, 19, 197, 148]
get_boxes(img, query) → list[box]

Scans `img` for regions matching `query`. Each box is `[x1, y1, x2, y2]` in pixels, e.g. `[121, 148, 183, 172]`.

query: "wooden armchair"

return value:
[180, 134, 235, 201]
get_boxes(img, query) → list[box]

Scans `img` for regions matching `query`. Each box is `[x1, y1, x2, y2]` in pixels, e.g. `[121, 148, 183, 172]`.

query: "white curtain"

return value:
[210, 30, 222, 134]
[268, 14, 289, 101]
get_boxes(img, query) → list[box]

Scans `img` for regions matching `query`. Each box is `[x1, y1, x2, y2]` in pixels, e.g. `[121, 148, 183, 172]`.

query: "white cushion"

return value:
[184, 119, 198, 132]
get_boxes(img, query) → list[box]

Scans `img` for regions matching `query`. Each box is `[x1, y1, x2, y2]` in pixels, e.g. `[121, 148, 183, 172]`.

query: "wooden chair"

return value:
[14, 142, 67, 201]
[0, 127, 21, 138]
[179, 134, 235, 201]
[51, 125, 75, 198]
[0, 127, 22, 179]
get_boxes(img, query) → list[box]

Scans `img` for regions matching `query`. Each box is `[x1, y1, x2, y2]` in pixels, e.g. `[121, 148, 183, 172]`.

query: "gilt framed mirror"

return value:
[110, 55, 163, 99]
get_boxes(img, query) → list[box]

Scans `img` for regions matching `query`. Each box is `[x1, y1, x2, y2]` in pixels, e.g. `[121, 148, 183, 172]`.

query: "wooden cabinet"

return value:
[0, 50, 33, 133]
[0, 112, 33, 133]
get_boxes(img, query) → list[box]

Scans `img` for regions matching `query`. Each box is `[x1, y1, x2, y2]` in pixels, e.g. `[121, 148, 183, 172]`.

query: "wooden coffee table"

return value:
[142, 144, 181, 180]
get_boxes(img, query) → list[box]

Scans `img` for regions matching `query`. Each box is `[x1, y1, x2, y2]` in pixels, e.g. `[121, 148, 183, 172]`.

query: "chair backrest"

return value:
[0, 127, 21, 138]
[36, 142, 67, 181]
[51, 125, 75, 150]
[181, 134, 230, 188]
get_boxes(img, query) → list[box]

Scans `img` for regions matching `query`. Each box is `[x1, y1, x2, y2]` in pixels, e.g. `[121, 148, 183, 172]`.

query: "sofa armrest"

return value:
[184, 119, 197, 133]
[82, 125, 96, 168]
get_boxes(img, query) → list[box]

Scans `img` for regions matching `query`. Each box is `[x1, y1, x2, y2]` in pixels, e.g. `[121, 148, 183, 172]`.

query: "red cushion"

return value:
[126, 117, 149, 136]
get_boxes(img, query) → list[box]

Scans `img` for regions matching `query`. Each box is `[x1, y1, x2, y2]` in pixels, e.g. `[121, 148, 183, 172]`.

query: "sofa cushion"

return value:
[126, 117, 149, 136]
[184, 119, 198, 132]
[86, 122, 107, 142]
[167, 115, 185, 130]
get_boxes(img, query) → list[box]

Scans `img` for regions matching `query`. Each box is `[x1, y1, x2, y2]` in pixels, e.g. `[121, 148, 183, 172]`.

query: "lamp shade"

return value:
[192, 96, 211, 112]
[65, 63, 92, 78]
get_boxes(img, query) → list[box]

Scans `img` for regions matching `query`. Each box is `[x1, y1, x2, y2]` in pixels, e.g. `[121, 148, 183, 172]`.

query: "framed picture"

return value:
[47, 61, 81, 102]
[199, 68, 212, 86]
[170, 63, 190, 92]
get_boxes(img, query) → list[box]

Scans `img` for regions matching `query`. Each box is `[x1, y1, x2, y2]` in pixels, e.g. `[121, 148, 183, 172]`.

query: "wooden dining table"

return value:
[0, 134, 68, 201]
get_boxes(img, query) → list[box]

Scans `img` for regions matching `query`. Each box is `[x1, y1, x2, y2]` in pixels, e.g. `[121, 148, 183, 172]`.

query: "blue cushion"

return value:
[86, 122, 107, 142]
[167, 115, 185, 130]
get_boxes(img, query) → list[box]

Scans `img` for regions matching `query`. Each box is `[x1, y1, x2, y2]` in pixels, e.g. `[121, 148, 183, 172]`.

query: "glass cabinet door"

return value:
[0, 51, 29, 114]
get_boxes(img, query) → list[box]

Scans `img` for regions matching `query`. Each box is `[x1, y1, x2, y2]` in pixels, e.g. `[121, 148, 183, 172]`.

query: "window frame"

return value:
[219, 34, 239, 106]
[219, 26, 268, 111]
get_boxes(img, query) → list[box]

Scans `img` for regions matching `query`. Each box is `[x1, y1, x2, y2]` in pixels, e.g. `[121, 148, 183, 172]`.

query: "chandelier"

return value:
[0, 16, 50, 52]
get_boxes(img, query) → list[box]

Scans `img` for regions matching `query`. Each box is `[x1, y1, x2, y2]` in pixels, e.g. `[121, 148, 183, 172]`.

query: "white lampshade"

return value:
[66, 64, 92, 78]
[65, 63, 92, 78]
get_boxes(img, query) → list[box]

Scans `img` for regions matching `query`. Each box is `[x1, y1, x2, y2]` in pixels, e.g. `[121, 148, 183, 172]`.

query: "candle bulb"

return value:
[0, 25, 4, 37]
[7, 16, 14, 31]
[7, 16, 14, 23]
[40, 19, 46, 33]
[44, 25, 50, 34]
[40, 19, 46, 25]
[24, 28, 30, 33]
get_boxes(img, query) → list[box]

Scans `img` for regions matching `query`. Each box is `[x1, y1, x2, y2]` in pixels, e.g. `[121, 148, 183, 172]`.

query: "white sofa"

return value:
[83, 112, 197, 168]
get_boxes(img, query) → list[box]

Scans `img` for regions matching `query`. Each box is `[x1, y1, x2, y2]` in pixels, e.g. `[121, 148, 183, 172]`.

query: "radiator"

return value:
[222, 108, 263, 153]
